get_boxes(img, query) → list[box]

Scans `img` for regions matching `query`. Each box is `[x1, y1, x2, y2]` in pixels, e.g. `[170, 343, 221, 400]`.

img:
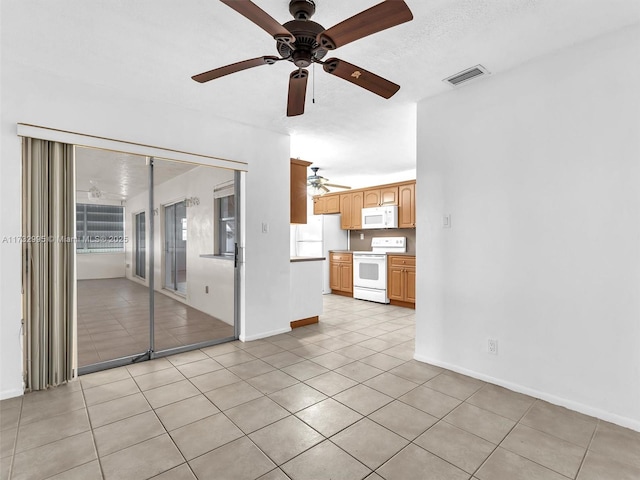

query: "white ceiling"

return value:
[5, 1, 640, 188]
[75, 147, 198, 201]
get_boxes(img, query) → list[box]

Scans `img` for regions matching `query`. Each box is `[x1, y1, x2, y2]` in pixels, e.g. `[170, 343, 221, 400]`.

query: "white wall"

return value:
[125, 165, 236, 325]
[0, 62, 291, 399]
[77, 253, 126, 280]
[416, 25, 640, 430]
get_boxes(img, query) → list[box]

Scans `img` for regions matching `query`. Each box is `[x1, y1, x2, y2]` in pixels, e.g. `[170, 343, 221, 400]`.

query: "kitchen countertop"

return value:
[290, 256, 326, 262]
[329, 250, 416, 256]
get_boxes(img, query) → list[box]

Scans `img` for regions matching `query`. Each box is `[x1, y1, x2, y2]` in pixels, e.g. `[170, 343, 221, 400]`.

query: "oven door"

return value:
[353, 254, 387, 290]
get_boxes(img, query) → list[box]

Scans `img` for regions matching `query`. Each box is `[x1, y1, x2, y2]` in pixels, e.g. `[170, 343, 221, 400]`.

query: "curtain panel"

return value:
[22, 138, 76, 390]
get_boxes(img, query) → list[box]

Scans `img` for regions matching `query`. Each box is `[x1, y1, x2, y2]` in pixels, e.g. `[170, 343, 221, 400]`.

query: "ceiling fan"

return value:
[192, 0, 413, 116]
[77, 181, 123, 201]
[307, 167, 351, 194]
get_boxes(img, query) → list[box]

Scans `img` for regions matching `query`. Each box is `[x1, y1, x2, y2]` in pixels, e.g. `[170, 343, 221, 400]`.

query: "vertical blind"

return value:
[22, 138, 76, 390]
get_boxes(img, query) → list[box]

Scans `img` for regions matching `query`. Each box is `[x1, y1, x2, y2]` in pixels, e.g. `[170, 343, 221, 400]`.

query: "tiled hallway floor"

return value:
[2, 295, 639, 479]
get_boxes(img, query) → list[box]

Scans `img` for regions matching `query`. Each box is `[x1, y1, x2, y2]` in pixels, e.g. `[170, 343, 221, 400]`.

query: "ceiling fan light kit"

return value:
[192, 0, 413, 116]
[307, 167, 351, 195]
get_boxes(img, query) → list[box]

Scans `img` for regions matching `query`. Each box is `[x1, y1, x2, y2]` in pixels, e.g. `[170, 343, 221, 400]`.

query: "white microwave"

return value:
[361, 205, 399, 229]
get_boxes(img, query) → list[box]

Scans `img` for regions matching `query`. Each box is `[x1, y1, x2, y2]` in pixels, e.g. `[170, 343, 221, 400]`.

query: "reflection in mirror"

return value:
[76, 148, 237, 371]
[149, 158, 235, 351]
[75, 148, 149, 367]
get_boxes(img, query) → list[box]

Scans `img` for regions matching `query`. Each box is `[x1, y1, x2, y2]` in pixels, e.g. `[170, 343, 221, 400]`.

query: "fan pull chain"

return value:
[312, 63, 315, 104]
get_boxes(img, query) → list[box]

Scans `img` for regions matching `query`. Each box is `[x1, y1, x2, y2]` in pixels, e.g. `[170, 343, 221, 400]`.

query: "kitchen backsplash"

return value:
[349, 228, 416, 254]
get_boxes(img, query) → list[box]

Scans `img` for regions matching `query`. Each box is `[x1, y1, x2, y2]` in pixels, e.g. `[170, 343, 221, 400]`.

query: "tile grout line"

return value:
[573, 418, 600, 480]
[466, 397, 540, 479]
[6, 396, 24, 480]
[79, 381, 106, 480]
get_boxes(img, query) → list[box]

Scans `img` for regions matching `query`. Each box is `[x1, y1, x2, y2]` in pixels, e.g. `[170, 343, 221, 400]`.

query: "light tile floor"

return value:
[2, 294, 639, 479]
[77, 279, 234, 367]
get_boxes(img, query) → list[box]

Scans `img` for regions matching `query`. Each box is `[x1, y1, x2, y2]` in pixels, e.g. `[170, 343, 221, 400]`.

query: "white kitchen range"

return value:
[353, 237, 407, 304]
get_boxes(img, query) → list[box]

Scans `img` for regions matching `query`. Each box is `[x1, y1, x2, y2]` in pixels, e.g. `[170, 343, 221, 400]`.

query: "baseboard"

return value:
[240, 326, 291, 342]
[0, 388, 24, 400]
[331, 290, 353, 298]
[413, 353, 640, 433]
[389, 300, 415, 309]
[291, 316, 319, 329]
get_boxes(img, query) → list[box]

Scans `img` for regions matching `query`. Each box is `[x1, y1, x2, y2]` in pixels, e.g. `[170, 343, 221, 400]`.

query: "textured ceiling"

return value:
[75, 148, 198, 201]
[5, 1, 640, 188]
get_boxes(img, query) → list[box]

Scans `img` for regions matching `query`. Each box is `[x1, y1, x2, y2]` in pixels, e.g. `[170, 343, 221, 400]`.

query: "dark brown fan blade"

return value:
[317, 0, 413, 50]
[220, 0, 295, 44]
[192, 56, 280, 83]
[287, 69, 309, 117]
[323, 58, 400, 98]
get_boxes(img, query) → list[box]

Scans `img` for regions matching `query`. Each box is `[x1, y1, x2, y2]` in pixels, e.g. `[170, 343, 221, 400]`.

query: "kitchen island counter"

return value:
[290, 257, 323, 328]
[290, 256, 325, 262]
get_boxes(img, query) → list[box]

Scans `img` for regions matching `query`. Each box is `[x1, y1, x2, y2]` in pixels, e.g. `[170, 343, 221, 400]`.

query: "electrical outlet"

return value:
[488, 338, 498, 355]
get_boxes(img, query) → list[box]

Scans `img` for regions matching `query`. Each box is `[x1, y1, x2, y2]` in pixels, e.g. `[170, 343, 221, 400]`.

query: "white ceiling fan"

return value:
[77, 180, 124, 202]
[307, 167, 351, 195]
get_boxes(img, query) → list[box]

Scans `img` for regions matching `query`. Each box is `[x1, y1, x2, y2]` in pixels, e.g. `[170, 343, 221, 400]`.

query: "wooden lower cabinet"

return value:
[387, 255, 415, 308]
[329, 252, 353, 296]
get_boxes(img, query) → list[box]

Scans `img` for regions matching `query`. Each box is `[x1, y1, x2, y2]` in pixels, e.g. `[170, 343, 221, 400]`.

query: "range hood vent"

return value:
[444, 65, 490, 87]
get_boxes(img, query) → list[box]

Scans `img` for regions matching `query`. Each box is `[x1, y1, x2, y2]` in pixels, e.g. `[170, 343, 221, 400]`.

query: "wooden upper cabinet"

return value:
[290, 159, 312, 224]
[340, 193, 353, 229]
[398, 182, 416, 228]
[380, 186, 399, 205]
[326, 195, 340, 213]
[339, 191, 363, 230]
[363, 187, 399, 207]
[313, 194, 340, 215]
[363, 190, 381, 208]
[339, 180, 414, 230]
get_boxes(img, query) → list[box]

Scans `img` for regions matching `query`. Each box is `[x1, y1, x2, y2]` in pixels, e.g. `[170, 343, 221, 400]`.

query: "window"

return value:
[217, 195, 235, 256]
[76, 204, 125, 253]
[134, 211, 146, 278]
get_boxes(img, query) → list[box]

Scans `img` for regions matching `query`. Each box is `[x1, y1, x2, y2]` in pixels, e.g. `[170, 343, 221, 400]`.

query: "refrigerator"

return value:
[291, 214, 348, 294]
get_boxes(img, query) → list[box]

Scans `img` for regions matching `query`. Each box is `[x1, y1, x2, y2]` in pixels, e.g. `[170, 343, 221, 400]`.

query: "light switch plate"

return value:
[443, 214, 451, 228]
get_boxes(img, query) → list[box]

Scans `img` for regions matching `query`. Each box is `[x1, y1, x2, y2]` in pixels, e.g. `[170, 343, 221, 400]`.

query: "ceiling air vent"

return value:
[444, 65, 490, 87]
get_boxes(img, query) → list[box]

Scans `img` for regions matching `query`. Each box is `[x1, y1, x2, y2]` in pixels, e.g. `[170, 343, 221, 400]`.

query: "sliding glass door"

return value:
[75, 151, 150, 368]
[134, 211, 146, 279]
[152, 158, 237, 352]
[75, 149, 240, 374]
[164, 200, 187, 295]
